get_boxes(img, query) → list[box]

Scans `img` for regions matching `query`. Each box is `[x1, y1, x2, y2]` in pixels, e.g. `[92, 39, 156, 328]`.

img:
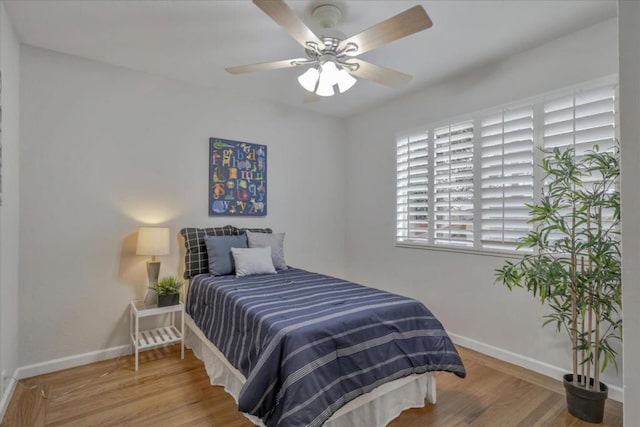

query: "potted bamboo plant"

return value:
[495, 144, 621, 423]
[149, 276, 183, 307]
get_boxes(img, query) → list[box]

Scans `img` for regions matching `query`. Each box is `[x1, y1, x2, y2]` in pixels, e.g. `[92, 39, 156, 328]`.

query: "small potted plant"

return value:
[149, 276, 183, 307]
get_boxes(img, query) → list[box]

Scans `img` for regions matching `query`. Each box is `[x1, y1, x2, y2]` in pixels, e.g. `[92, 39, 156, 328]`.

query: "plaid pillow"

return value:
[180, 226, 238, 278]
[237, 227, 273, 235]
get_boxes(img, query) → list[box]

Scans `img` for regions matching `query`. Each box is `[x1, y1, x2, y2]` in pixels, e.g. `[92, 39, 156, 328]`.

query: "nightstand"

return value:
[129, 300, 184, 371]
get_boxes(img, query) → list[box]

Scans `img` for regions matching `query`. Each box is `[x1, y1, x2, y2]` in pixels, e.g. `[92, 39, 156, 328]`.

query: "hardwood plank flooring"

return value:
[2, 345, 622, 426]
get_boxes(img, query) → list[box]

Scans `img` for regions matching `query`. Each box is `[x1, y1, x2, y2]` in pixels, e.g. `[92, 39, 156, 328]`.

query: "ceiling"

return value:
[5, 0, 617, 118]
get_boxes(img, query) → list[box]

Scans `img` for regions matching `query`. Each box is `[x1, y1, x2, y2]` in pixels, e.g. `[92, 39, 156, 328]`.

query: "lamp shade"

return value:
[136, 227, 170, 256]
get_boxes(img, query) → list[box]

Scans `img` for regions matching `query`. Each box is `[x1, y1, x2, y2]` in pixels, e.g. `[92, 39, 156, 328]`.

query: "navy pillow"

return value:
[204, 234, 248, 275]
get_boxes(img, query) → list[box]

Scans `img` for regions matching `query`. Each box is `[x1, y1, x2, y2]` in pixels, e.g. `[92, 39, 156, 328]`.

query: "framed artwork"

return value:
[209, 137, 267, 216]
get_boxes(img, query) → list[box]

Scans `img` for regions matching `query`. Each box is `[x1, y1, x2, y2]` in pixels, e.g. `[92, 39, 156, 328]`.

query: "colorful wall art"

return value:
[209, 138, 267, 216]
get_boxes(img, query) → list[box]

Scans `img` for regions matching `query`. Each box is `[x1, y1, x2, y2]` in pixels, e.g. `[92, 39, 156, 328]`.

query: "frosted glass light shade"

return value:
[297, 67, 320, 92]
[336, 69, 357, 93]
[316, 61, 340, 97]
[316, 78, 335, 96]
[136, 227, 170, 256]
[298, 61, 357, 96]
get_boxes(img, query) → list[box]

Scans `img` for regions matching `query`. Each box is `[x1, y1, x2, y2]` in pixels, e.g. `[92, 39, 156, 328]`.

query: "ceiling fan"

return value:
[225, 0, 433, 99]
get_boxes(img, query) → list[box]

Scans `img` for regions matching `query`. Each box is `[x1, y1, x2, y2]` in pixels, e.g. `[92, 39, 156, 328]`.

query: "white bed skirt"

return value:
[184, 315, 436, 427]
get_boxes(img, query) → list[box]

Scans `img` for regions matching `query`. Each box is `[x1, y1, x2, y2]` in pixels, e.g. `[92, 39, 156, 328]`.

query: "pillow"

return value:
[246, 231, 288, 270]
[180, 226, 237, 278]
[204, 234, 247, 275]
[231, 247, 277, 277]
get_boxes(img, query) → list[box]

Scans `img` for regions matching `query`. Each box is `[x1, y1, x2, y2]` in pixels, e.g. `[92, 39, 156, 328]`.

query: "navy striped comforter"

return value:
[187, 268, 465, 427]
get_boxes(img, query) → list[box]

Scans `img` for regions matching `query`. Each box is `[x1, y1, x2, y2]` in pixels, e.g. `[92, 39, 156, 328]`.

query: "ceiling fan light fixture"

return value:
[316, 61, 343, 96]
[321, 60, 340, 81]
[315, 67, 336, 97]
[298, 60, 357, 96]
[297, 67, 320, 92]
[336, 68, 356, 94]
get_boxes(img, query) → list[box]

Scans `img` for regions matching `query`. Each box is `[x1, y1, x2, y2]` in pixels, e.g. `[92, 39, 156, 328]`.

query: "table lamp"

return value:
[136, 227, 170, 287]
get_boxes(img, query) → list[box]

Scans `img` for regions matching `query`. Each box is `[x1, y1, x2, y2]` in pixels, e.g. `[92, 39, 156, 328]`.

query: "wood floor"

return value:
[2, 344, 622, 427]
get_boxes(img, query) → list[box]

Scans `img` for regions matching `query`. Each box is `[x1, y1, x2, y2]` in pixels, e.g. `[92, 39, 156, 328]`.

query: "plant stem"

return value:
[586, 210, 592, 387]
[580, 256, 586, 386]
[594, 307, 600, 390]
[571, 207, 578, 385]
[587, 275, 593, 387]
[594, 205, 602, 391]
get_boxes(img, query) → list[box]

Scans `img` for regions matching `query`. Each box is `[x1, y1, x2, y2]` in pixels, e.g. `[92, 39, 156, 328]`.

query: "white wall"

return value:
[18, 45, 346, 366]
[345, 19, 623, 389]
[0, 0, 20, 390]
[619, 1, 640, 421]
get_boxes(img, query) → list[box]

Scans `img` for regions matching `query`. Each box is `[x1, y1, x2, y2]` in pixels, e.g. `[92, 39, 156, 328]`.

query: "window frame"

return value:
[395, 75, 619, 258]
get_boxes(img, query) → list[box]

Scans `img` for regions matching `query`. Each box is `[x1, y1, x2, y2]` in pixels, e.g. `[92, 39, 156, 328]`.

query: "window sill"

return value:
[394, 242, 524, 260]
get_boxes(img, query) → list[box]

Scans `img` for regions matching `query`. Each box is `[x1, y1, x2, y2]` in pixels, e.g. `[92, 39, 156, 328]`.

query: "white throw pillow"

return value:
[231, 247, 277, 277]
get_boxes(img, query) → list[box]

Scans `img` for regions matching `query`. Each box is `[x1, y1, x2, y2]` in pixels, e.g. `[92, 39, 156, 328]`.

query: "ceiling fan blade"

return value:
[225, 58, 306, 74]
[253, 0, 323, 49]
[348, 59, 412, 88]
[339, 6, 432, 56]
[303, 91, 322, 103]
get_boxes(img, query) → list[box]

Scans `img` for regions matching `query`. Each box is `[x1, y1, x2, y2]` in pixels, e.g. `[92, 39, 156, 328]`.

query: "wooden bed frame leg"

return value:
[426, 372, 437, 404]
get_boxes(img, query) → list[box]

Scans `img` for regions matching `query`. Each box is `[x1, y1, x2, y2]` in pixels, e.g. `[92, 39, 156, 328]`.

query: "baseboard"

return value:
[0, 376, 17, 424]
[449, 333, 623, 403]
[15, 344, 131, 380]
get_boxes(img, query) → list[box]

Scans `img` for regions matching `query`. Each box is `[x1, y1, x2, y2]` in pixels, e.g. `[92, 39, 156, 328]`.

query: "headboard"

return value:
[179, 226, 273, 279]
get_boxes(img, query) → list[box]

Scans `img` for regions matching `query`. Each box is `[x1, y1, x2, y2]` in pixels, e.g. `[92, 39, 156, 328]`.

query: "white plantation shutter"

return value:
[395, 78, 617, 253]
[433, 122, 474, 246]
[543, 84, 616, 156]
[480, 107, 534, 251]
[543, 83, 618, 239]
[396, 132, 430, 243]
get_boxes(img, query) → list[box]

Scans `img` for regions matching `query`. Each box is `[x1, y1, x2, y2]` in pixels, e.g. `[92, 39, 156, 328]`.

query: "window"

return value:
[396, 79, 617, 254]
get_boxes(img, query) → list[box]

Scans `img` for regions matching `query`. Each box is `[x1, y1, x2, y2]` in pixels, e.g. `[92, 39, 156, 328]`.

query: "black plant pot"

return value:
[158, 293, 179, 307]
[563, 374, 608, 423]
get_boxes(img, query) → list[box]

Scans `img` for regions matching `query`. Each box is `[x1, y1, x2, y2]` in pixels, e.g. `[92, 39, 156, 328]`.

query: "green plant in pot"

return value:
[150, 276, 183, 307]
[495, 144, 621, 424]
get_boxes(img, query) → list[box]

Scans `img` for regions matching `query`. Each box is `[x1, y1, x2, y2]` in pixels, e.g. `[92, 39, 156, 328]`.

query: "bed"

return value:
[180, 226, 465, 427]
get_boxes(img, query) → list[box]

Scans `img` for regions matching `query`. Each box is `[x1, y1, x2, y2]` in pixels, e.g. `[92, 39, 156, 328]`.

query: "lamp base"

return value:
[144, 261, 161, 306]
[146, 260, 161, 284]
[144, 289, 158, 306]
